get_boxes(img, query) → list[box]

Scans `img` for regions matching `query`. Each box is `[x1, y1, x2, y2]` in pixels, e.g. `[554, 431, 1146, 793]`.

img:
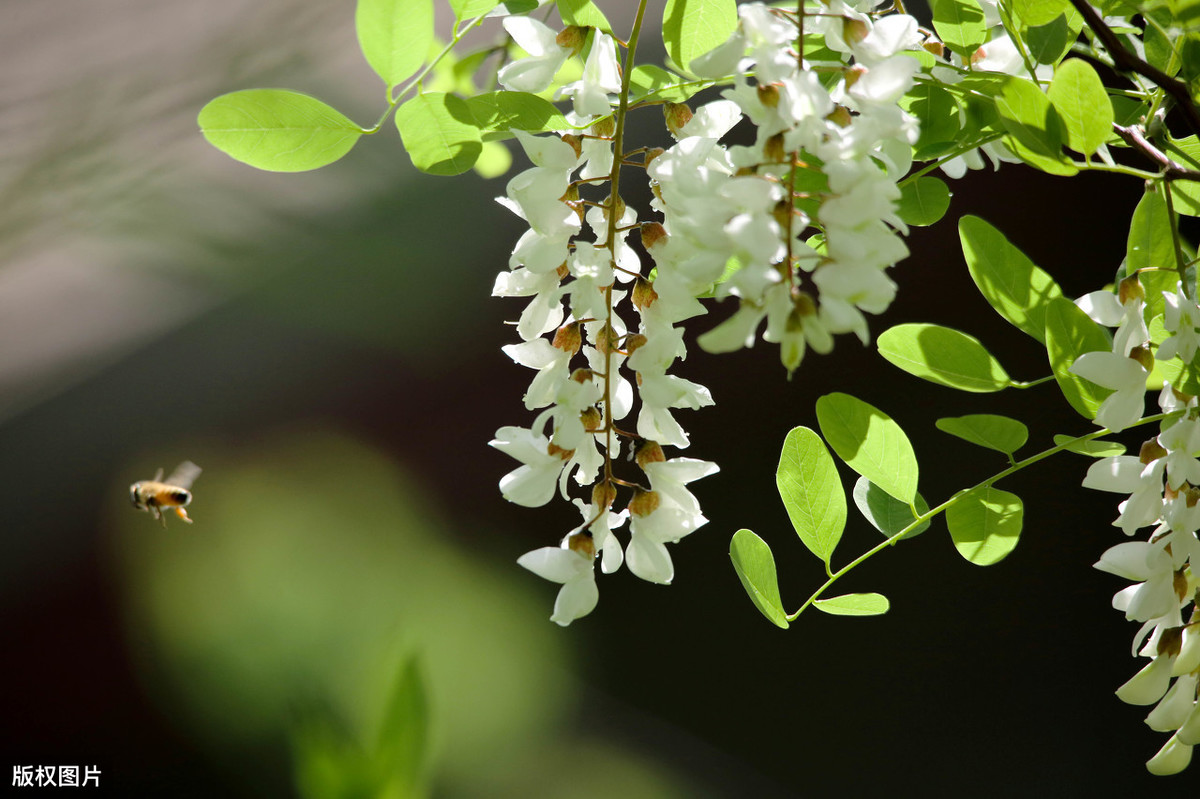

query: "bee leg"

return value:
[174, 507, 193, 524]
[152, 507, 166, 529]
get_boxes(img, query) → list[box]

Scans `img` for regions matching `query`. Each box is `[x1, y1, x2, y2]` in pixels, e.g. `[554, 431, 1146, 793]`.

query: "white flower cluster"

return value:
[650, 2, 925, 374]
[1077, 279, 1200, 774]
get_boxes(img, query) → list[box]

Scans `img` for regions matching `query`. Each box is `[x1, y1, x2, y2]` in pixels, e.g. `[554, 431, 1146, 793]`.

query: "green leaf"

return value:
[557, 0, 612, 33]
[1127, 189, 1174, 273]
[450, 0, 502, 19]
[1052, 434, 1126, 456]
[935, 414, 1029, 455]
[198, 90, 363, 173]
[901, 84, 962, 151]
[629, 65, 711, 104]
[1163, 137, 1200, 216]
[1026, 8, 1085, 65]
[877, 323, 1012, 392]
[946, 486, 1023, 565]
[729, 530, 790, 629]
[375, 655, 429, 793]
[959, 215, 1066, 343]
[1014, 0, 1069, 26]
[1152, 316, 1200, 394]
[472, 140, 513, 178]
[356, 0, 434, 89]
[1044, 296, 1113, 419]
[395, 92, 482, 175]
[896, 177, 952, 226]
[813, 593, 890, 616]
[930, 0, 988, 58]
[663, 0, 739, 72]
[995, 76, 1077, 176]
[1047, 59, 1113, 155]
[815, 393, 919, 504]
[852, 477, 931, 539]
[465, 91, 569, 134]
[776, 427, 847, 565]
[1145, 10, 1183, 78]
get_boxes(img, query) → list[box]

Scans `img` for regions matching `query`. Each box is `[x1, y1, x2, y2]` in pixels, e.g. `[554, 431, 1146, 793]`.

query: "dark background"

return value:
[1, 0, 1192, 795]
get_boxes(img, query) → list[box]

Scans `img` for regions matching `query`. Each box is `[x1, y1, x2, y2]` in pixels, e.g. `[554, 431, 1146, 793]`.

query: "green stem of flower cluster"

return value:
[787, 412, 1174, 620]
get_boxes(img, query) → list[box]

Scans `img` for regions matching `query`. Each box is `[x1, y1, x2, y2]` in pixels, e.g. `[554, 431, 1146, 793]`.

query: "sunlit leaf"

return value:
[931, 0, 988, 58]
[198, 90, 363, 172]
[465, 91, 569, 134]
[395, 92, 483, 175]
[936, 414, 1029, 455]
[901, 84, 961, 150]
[729, 530, 789, 629]
[1026, 8, 1085, 66]
[1047, 58, 1113, 155]
[877, 323, 1011, 392]
[959, 215, 1065, 343]
[813, 593, 890, 616]
[557, 0, 612, 33]
[1127, 189, 1174, 274]
[946, 486, 1023, 565]
[896, 177, 952, 226]
[1014, 0, 1070, 26]
[994, 76, 1077, 175]
[450, 0, 502, 19]
[375, 655, 429, 793]
[1044, 297, 1113, 419]
[1052, 434, 1126, 456]
[357, 0, 434, 89]
[663, 0, 739, 72]
[776, 427, 847, 565]
[815, 393, 918, 504]
[629, 64, 712, 104]
[852, 477, 931, 539]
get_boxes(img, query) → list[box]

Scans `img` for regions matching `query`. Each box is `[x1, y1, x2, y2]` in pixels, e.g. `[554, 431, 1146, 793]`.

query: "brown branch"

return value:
[1069, 0, 1200, 137]
[1113, 123, 1200, 181]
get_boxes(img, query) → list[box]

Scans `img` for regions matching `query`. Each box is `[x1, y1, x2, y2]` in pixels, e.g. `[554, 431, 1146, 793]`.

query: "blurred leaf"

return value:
[375, 655, 429, 797]
[813, 593, 890, 616]
[1014, 0, 1069, 26]
[815, 393, 919, 504]
[473, 140, 513, 178]
[729, 530, 790, 629]
[662, 0, 738, 72]
[877, 323, 1012, 392]
[935, 414, 1029, 455]
[931, 0, 988, 57]
[395, 93, 482, 175]
[198, 90, 362, 172]
[450, 0, 502, 19]
[357, 0, 435, 88]
[852, 477, 931, 539]
[776, 427, 846, 565]
[946, 486, 1023, 565]
[557, 0, 612, 32]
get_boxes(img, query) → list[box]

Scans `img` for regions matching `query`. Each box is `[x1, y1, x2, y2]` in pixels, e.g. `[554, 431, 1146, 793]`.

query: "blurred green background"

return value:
[2, 0, 1192, 795]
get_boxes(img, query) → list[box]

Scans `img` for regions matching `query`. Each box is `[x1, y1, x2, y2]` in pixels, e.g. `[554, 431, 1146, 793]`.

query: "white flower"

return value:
[518, 540, 598, 626]
[490, 426, 569, 507]
[1158, 284, 1200, 363]
[1096, 541, 1177, 621]
[1082, 456, 1164, 535]
[560, 31, 621, 117]
[1070, 351, 1149, 432]
[626, 506, 708, 584]
[498, 16, 571, 93]
[572, 498, 627, 574]
[1146, 735, 1193, 775]
[643, 457, 719, 514]
[1116, 655, 1176, 705]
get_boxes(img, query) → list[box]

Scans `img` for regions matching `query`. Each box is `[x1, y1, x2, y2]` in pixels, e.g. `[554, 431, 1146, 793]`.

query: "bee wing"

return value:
[165, 461, 202, 489]
[153, 468, 163, 482]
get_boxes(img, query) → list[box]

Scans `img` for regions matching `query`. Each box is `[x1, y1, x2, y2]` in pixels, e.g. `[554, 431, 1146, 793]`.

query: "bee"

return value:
[130, 461, 202, 527]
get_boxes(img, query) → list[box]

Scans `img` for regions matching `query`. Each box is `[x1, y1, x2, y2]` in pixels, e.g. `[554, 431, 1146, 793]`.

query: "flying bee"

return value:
[130, 461, 202, 527]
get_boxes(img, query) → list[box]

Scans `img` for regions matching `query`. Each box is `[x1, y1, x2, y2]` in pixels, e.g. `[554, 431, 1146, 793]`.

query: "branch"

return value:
[1068, 0, 1200, 137]
[1113, 123, 1200, 181]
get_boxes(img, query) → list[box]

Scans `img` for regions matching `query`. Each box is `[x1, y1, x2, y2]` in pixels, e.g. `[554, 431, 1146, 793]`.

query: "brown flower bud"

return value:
[632, 276, 658, 310]
[644, 147, 666, 170]
[641, 221, 668, 250]
[842, 17, 870, 46]
[553, 321, 583, 354]
[627, 487, 661, 517]
[772, 199, 792, 230]
[592, 481, 617, 510]
[1140, 438, 1168, 464]
[580, 406, 603, 432]
[1118, 274, 1145, 304]
[635, 439, 666, 470]
[560, 133, 583, 159]
[570, 367, 595, 384]
[556, 25, 587, 56]
[566, 530, 596, 559]
[591, 116, 616, 139]
[1130, 345, 1155, 372]
[923, 39, 945, 58]
[764, 132, 787, 163]
[1157, 624, 1184, 658]
[556, 261, 570, 280]
[826, 105, 853, 128]
[624, 333, 649, 354]
[601, 193, 626, 223]
[664, 102, 694, 137]
[547, 442, 574, 460]
[1175, 569, 1191, 602]
[594, 321, 620, 354]
[842, 64, 868, 91]
[756, 84, 780, 108]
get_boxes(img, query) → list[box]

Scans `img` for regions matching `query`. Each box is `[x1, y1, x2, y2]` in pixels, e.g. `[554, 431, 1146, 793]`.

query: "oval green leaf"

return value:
[1026, 8, 1085, 66]
[1044, 296, 1112, 419]
[959, 215, 1065, 343]
[852, 477, 931, 539]
[465, 91, 569, 134]
[931, 0, 988, 58]
[375, 655, 429, 791]
[630, 65, 710, 104]
[557, 0, 613, 33]
[995, 76, 1077, 176]
[729, 529, 789, 629]
[877, 323, 1011, 392]
[815, 393, 918, 504]
[198, 89, 363, 172]
[357, 0, 434, 89]
[1047, 58, 1113, 155]
[1014, 0, 1069, 26]
[776, 427, 847, 565]
[946, 486, 1023, 566]
[450, 0, 502, 19]
[901, 83, 962, 150]
[395, 92, 483, 175]
[897, 177, 952, 226]
[1127, 189, 1174, 274]
[935, 414, 1029, 455]
[1052, 434, 1126, 457]
[663, 0, 739, 72]
[1164, 136, 1200, 217]
[813, 593, 890, 617]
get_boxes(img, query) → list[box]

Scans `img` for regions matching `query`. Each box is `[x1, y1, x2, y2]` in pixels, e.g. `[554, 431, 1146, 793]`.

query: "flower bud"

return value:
[547, 442, 575, 460]
[556, 261, 570, 280]
[756, 84, 780, 108]
[641, 221, 668, 250]
[1118, 274, 1145, 304]
[1140, 438, 1169, 464]
[570, 367, 595, 384]
[826, 105, 853, 128]
[632, 276, 658, 309]
[923, 39, 945, 58]
[566, 530, 596, 559]
[764, 132, 787, 163]
[560, 133, 584, 159]
[601, 193, 626, 223]
[553, 321, 583, 354]
[842, 17, 870, 46]
[842, 65, 867, 91]
[591, 116, 616, 139]
[1130, 345, 1155, 371]
[644, 147, 666, 170]
[1158, 625, 1184, 658]
[627, 487, 661, 517]
[624, 333, 648, 354]
[1175, 569, 1190, 602]
[594, 321, 620, 354]
[580, 406, 602, 432]
[772, 199, 792, 231]
[556, 25, 587, 56]
[592, 481, 617, 510]
[664, 102, 694, 137]
[635, 439, 666, 469]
